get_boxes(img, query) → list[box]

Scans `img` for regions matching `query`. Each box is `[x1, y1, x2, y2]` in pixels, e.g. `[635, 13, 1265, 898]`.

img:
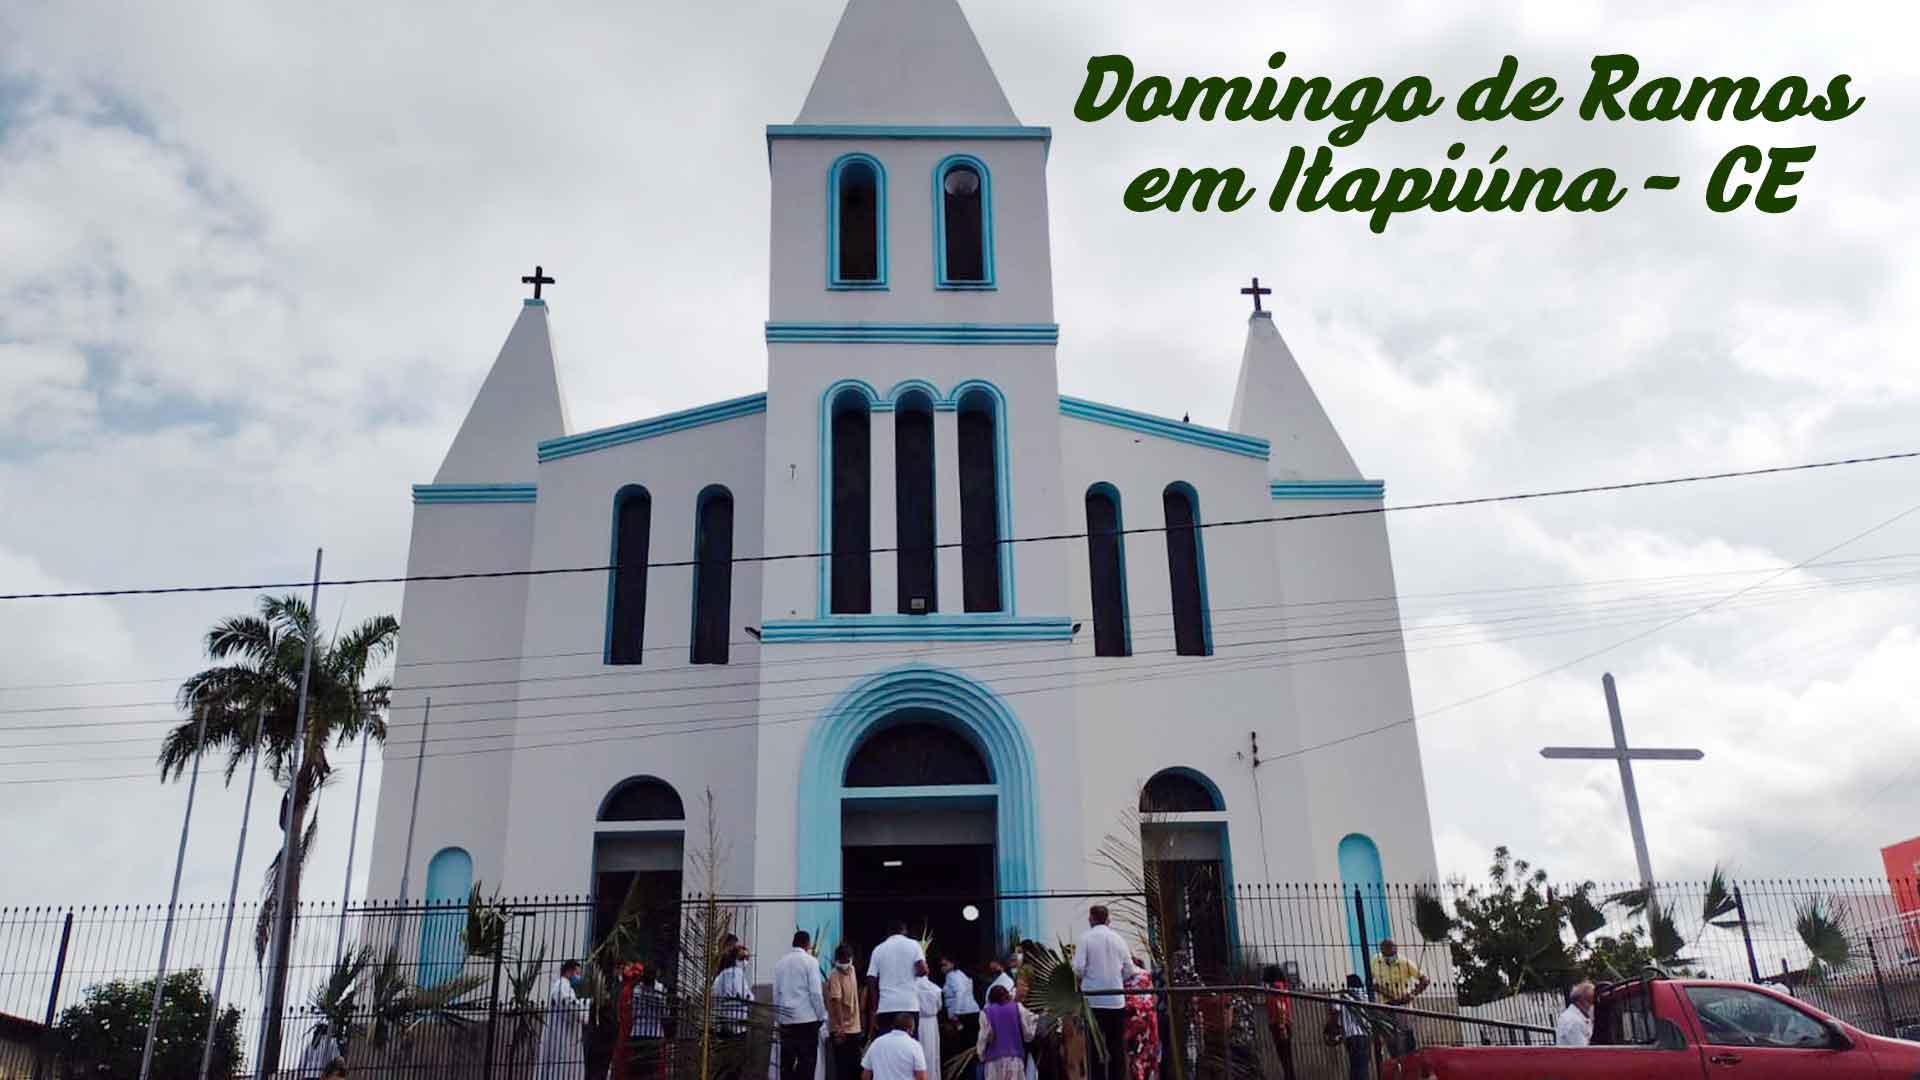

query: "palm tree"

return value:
[158, 593, 398, 1072]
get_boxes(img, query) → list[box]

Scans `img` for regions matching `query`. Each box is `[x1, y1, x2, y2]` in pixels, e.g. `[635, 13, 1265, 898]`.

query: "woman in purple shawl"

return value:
[975, 984, 1037, 1080]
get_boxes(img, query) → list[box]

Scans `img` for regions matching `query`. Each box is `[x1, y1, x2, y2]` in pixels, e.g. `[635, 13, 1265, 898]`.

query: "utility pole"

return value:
[200, 701, 266, 1080]
[253, 548, 324, 1078]
[1540, 673, 1703, 902]
[138, 703, 209, 1080]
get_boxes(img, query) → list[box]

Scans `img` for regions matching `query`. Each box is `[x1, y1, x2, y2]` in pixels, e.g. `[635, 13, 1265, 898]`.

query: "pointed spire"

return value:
[796, 0, 1018, 125]
[433, 301, 570, 484]
[1228, 310, 1361, 480]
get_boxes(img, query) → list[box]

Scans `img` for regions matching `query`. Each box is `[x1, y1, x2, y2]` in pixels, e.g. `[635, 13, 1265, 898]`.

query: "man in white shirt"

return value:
[1071, 905, 1139, 1080]
[862, 1012, 930, 1080]
[867, 920, 929, 1035]
[940, 957, 980, 1073]
[1556, 981, 1596, 1047]
[774, 931, 829, 1080]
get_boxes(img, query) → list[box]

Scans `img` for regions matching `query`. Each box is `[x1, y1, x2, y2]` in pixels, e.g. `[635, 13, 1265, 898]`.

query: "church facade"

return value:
[364, 0, 1437, 972]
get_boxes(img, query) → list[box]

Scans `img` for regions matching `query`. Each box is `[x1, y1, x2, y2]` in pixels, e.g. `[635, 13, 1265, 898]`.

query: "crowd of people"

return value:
[515, 909, 1452, 1080]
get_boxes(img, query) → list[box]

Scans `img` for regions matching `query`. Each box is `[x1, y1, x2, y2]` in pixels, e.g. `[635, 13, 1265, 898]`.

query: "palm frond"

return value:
[1604, 886, 1651, 916]
[1701, 866, 1738, 923]
[1566, 886, 1607, 942]
[1795, 895, 1852, 973]
[1412, 888, 1454, 943]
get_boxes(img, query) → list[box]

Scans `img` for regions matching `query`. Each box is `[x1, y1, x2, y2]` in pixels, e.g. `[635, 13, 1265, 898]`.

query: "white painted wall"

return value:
[365, 501, 536, 899]
[493, 413, 770, 898]
[767, 138, 1054, 325]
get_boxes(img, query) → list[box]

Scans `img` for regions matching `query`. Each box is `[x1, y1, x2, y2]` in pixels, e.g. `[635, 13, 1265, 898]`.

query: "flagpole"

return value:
[138, 703, 210, 1080]
[335, 725, 372, 963]
[253, 548, 323, 1078]
[200, 700, 266, 1080]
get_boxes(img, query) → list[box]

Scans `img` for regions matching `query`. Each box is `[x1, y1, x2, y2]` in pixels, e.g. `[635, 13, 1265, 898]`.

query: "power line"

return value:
[4, 563, 1913, 738]
[7, 549, 1919, 697]
[5, 562, 1916, 776]
[4, 447, 1916, 601]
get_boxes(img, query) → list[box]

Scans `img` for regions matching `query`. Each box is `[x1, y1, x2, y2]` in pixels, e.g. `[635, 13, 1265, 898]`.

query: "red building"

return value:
[1880, 836, 1920, 956]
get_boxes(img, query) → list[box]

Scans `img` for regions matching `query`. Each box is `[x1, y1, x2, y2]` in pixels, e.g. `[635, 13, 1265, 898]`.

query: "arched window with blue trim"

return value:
[895, 390, 938, 614]
[830, 154, 886, 288]
[1085, 483, 1130, 657]
[1339, 833, 1390, 979]
[1140, 768, 1233, 977]
[418, 846, 472, 986]
[957, 387, 1004, 612]
[830, 388, 872, 614]
[690, 485, 734, 665]
[608, 485, 653, 665]
[935, 155, 993, 288]
[1163, 482, 1211, 656]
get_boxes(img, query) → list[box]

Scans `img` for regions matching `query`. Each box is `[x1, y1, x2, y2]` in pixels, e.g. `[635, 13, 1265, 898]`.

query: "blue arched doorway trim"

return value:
[797, 664, 1042, 951]
[1338, 833, 1389, 978]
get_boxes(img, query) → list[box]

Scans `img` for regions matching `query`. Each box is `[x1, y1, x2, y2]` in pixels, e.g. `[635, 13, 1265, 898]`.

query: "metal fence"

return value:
[1228, 877, 1920, 1044]
[2, 878, 1916, 1078]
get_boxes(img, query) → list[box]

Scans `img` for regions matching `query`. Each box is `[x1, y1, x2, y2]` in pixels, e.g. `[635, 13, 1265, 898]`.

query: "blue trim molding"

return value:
[411, 483, 536, 505]
[933, 153, 995, 290]
[1270, 480, 1387, 500]
[827, 153, 888, 291]
[769, 124, 1051, 142]
[1059, 397, 1270, 460]
[537, 393, 767, 463]
[767, 322, 1056, 345]
[763, 614, 1073, 643]
[796, 665, 1043, 949]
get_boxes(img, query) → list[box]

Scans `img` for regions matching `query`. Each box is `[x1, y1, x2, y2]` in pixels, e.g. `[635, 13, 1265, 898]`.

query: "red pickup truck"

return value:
[1386, 977, 1920, 1078]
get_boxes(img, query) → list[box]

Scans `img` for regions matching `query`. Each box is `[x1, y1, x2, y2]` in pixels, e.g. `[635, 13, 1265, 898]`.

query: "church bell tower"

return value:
[756, 0, 1069, 631]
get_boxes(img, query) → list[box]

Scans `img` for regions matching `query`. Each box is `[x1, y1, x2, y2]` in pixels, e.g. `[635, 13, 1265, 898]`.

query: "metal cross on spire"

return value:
[521, 264, 555, 300]
[1540, 673, 1704, 897]
[1240, 276, 1272, 314]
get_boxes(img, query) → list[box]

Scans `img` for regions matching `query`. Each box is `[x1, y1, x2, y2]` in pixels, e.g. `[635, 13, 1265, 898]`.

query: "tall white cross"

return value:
[1541, 673, 1704, 894]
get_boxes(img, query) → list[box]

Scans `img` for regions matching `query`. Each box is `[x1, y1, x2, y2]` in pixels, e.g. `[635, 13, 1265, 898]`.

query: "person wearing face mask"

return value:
[535, 959, 588, 1080]
[827, 943, 865, 1080]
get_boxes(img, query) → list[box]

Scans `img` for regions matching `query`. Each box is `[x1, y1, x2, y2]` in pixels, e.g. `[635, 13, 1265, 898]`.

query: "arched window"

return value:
[593, 779, 684, 971]
[1339, 833, 1390, 976]
[894, 391, 938, 614]
[690, 486, 734, 665]
[608, 485, 652, 665]
[1163, 482, 1210, 656]
[418, 846, 472, 985]
[830, 388, 872, 614]
[599, 776, 687, 822]
[830, 154, 886, 288]
[1139, 769, 1232, 978]
[1085, 483, 1130, 657]
[957, 388, 1003, 612]
[935, 156, 993, 288]
[1140, 768, 1223, 813]
[845, 716, 991, 787]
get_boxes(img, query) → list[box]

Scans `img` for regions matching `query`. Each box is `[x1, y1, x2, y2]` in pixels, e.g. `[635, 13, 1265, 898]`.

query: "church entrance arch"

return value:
[797, 666, 1041, 971]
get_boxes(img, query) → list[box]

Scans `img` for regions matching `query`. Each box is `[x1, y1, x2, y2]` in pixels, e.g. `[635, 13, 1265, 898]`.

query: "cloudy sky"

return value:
[1, 0, 1916, 911]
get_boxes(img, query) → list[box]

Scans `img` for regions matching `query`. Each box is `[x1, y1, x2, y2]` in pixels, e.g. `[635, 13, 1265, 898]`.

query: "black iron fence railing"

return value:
[1, 877, 1914, 1078]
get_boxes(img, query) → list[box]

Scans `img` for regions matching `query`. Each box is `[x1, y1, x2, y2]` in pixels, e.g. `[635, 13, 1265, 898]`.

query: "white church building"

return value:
[365, 0, 1437, 974]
